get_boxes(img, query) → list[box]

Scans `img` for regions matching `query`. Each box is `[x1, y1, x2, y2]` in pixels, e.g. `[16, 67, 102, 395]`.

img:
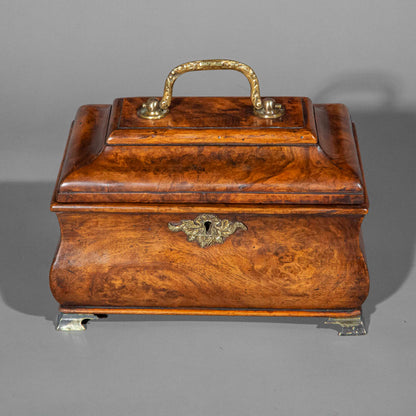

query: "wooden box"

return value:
[50, 60, 369, 334]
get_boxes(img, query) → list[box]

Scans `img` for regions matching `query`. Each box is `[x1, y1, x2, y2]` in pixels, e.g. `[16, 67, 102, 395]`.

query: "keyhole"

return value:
[204, 221, 211, 233]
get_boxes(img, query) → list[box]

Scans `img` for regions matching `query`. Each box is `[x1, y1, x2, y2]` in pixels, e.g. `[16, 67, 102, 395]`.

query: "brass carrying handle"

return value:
[138, 59, 285, 119]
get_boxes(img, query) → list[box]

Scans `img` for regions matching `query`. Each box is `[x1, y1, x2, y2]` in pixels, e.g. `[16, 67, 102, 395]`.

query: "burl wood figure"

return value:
[50, 60, 369, 335]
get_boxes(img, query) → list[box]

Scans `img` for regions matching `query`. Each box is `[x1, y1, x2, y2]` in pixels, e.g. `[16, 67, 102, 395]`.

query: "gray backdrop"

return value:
[1, 0, 416, 181]
[1, 1, 415, 415]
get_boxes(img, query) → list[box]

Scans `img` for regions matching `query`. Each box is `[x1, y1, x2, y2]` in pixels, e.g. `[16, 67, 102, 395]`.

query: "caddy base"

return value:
[55, 308, 366, 335]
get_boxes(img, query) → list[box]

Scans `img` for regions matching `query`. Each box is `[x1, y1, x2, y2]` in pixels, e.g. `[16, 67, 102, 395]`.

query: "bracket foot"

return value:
[55, 313, 100, 331]
[324, 315, 366, 336]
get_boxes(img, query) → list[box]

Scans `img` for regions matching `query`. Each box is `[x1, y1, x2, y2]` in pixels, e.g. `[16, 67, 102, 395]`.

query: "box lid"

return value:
[54, 59, 366, 206]
[53, 96, 366, 205]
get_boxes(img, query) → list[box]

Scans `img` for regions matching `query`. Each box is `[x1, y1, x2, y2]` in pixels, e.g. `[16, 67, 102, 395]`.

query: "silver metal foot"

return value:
[324, 315, 367, 336]
[55, 313, 100, 331]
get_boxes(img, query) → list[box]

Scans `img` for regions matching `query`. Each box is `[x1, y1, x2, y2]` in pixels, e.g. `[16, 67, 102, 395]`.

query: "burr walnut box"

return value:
[50, 60, 369, 334]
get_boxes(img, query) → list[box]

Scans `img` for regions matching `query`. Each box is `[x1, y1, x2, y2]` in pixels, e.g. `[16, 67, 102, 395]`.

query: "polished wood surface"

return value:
[50, 212, 369, 310]
[50, 95, 370, 317]
[60, 306, 362, 318]
[51, 202, 368, 215]
[106, 97, 317, 144]
[54, 98, 365, 205]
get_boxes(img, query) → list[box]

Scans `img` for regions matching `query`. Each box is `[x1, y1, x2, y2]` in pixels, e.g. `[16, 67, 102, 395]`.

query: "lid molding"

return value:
[106, 97, 318, 145]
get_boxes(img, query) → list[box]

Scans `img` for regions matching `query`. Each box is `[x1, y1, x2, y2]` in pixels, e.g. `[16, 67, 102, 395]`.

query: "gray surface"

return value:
[1, 111, 415, 415]
[1, 1, 416, 415]
[1, 0, 416, 181]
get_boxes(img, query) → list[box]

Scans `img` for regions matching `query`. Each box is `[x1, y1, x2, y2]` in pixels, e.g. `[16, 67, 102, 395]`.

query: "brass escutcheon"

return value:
[168, 214, 247, 248]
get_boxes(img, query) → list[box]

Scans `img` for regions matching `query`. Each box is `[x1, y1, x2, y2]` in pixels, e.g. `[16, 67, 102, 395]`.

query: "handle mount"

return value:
[138, 59, 285, 120]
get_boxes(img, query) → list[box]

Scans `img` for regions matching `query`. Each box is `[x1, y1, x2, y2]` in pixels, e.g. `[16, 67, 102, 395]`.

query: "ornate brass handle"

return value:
[138, 59, 285, 120]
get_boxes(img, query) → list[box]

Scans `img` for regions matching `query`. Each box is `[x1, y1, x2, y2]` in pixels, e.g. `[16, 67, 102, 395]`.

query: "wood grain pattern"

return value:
[50, 212, 369, 310]
[50, 95, 370, 318]
[54, 99, 365, 205]
[50, 202, 368, 215]
[56, 145, 364, 204]
[106, 97, 318, 144]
